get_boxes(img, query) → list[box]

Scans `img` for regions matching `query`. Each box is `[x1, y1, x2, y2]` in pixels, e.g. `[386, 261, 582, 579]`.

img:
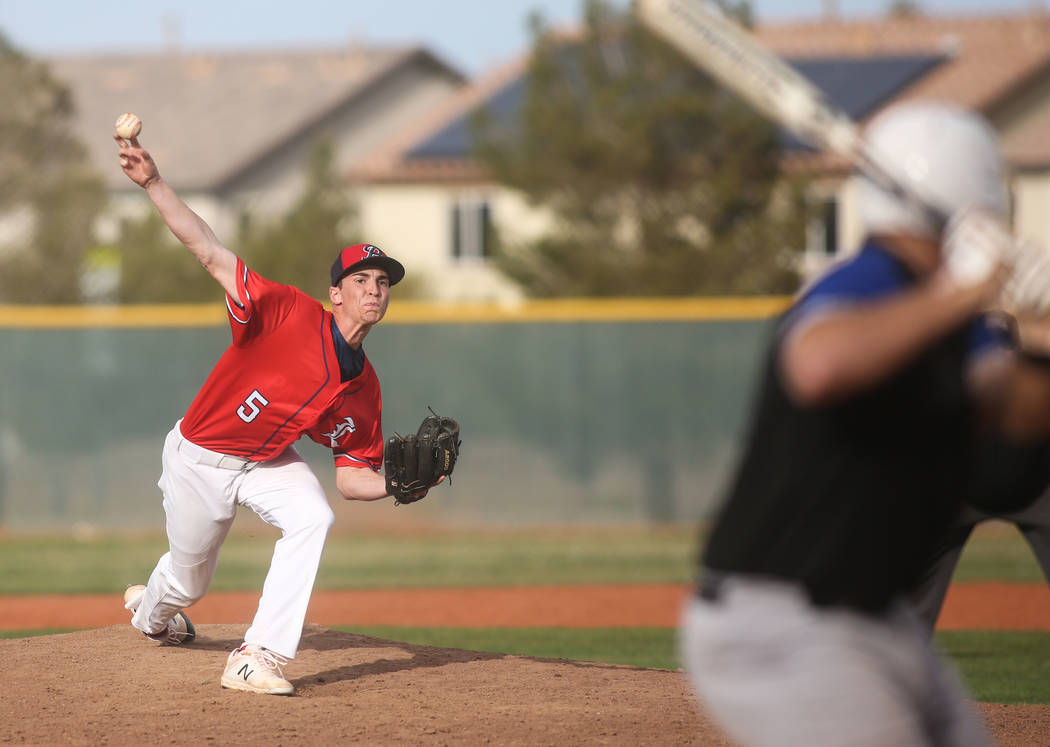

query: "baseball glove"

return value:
[384, 409, 461, 505]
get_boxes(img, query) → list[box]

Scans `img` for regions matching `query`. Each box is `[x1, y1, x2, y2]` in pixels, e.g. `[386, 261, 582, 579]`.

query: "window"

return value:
[806, 197, 838, 256]
[450, 199, 492, 261]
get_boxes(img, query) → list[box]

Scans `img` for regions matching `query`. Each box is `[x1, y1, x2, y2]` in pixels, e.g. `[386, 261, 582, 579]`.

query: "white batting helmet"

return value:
[857, 100, 1008, 238]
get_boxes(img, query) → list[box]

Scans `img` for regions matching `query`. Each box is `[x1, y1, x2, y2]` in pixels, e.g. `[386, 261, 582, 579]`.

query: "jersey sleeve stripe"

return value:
[241, 264, 252, 303]
[227, 262, 254, 324]
[226, 296, 250, 324]
[337, 453, 381, 470]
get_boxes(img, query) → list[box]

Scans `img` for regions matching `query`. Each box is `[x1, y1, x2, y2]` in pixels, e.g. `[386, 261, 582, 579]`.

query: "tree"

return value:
[473, 0, 808, 297]
[114, 137, 364, 302]
[887, 0, 923, 19]
[0, 34, 105, 303]
[236, 137, 362, 299]
[113, 211, 219, 302]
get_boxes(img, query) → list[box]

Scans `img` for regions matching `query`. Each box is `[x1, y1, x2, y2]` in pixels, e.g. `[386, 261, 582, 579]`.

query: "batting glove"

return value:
[942, 206, 1013, 288]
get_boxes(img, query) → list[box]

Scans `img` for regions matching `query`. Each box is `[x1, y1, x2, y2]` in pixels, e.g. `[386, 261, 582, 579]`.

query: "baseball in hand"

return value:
[115, 112, 142, 140]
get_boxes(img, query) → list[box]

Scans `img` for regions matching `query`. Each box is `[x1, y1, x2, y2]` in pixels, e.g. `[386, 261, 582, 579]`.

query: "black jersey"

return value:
[702, 243, 1004, 614]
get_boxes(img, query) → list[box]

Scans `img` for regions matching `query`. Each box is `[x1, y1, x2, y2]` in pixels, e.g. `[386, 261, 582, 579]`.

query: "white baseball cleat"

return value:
[221, 644, 294, 695]
[123, 584, 195, 645]
[144, 612, 196, 645]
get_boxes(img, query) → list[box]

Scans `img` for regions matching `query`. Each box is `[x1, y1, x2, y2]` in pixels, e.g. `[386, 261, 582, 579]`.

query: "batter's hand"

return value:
[114, 133, 160, 189]
[942, 207, 1013, 290]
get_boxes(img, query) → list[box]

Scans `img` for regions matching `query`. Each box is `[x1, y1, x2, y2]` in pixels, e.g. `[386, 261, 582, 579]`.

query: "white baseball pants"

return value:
[680, 575, 991, 747]
[131, 422, 334, 658]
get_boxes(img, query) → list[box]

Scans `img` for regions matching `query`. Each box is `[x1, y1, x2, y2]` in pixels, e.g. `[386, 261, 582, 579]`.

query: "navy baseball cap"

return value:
[330, 243, 405, 287]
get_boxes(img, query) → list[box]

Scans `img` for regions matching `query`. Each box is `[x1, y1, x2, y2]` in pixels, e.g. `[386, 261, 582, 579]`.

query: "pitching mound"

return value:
[2, 623, 722, 745]
[2, 624, 1048, 745]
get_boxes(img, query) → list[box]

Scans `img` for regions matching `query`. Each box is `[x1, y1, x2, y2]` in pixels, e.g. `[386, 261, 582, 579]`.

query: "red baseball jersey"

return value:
[179, 259, 384, 469]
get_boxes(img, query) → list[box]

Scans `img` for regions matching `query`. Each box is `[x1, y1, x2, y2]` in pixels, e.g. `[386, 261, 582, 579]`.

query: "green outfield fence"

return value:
[0, 298, 788, 530]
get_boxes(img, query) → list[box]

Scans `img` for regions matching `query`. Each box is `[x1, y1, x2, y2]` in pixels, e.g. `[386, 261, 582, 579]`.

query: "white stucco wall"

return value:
[95, 190, 232, 245]
[226, 64, 462, 222]
[355, 182, 552, 301]
[829, 170, 1050, 268]
[1013, 171, 1050, 249]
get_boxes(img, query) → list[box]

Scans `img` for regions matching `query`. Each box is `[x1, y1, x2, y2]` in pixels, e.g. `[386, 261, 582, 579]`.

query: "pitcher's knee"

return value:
[289, 503, 335, 538]
[165, 560, 216, 606]
[177, 588, 208, 607]
[314, 504, 335, 534]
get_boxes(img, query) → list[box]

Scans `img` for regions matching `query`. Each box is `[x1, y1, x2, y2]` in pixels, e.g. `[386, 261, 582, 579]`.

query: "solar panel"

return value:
[780, 54, 946, 150]
[406, 53, 947, 159]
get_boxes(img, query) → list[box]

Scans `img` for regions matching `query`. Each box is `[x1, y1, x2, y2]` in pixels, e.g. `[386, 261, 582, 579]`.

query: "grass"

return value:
[0, 625, 682, 670]
[2, 521, 1049, 703]
[0, 520, 1039, 596]
[950, 521, 1049, 582]
[937, 631, 1050, 704]
[337, 626, 682, 670]
[0, 525, 698, 595]
[1, 628, 78, 639]
[7, 624, 1050, 704]
[348, 627, 1050, 705]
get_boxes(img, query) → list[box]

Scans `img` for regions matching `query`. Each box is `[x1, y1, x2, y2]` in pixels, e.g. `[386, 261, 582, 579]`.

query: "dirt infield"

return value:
[2, 623, 723, 746]
[0, 584, 688, 631]
[0, 581, 1047, 631]
[1, 624, 1048, 746]
[2, 583, 1049, 745]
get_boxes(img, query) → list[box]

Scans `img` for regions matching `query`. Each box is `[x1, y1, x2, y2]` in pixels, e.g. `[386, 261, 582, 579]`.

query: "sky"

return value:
[0, 0, 1044, 76]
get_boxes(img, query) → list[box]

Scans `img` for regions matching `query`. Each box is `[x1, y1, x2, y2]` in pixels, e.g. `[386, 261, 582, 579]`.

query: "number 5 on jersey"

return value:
[237, 390, 270, 423]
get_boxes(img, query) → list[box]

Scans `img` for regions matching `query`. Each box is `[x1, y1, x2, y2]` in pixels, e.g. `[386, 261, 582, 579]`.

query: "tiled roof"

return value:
[350, 54, 528, 183]
[759, 11, 1050, 168]
[787, 54, 946, 121]
[49, 46, 464, 191]
[755, 12, 1050, 113]
[357, 11, 1050, 182]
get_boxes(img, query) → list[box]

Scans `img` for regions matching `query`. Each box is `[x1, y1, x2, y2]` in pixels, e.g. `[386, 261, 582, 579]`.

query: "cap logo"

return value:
[332, 242, 403, 286]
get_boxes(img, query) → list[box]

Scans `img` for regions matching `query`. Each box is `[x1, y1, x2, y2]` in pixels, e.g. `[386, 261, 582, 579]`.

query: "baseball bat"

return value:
[634, 0, 948, 225]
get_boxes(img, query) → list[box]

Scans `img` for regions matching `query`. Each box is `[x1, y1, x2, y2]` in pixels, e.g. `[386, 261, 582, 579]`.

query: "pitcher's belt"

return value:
[176, 433, 259, 471]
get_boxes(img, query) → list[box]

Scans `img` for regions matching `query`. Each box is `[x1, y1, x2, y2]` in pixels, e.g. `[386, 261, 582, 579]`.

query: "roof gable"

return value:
[406, 75, 526, 160]
[779, 54, 947, 151]
[409, 52, 948, 158]
[790, 54, 946, 121]
[756, 13, 1050, 113]
[355, 11, 1050, 181]
[48, 46, 464, 191]
[404, 51, 946, 159]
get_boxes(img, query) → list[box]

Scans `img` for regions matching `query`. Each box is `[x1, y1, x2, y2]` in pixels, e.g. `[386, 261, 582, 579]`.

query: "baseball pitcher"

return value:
[114, 124, 459, 695]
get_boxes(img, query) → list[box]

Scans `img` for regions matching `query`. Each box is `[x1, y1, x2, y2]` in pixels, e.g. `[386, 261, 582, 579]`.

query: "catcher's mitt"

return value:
[385, 409, 461, 505]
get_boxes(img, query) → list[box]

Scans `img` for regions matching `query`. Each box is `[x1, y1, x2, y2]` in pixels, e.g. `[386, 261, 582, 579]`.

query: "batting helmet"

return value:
[857, 100, 1008, 238]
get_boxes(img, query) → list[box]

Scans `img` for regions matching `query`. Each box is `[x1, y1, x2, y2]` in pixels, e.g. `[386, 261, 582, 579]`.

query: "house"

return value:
[757, 11, 1050, 273]
[46, 44, 466, 278]
[348, 56, 541, 301]
[349, 10, 1050, 295]
[47, 12, 1050, 302]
